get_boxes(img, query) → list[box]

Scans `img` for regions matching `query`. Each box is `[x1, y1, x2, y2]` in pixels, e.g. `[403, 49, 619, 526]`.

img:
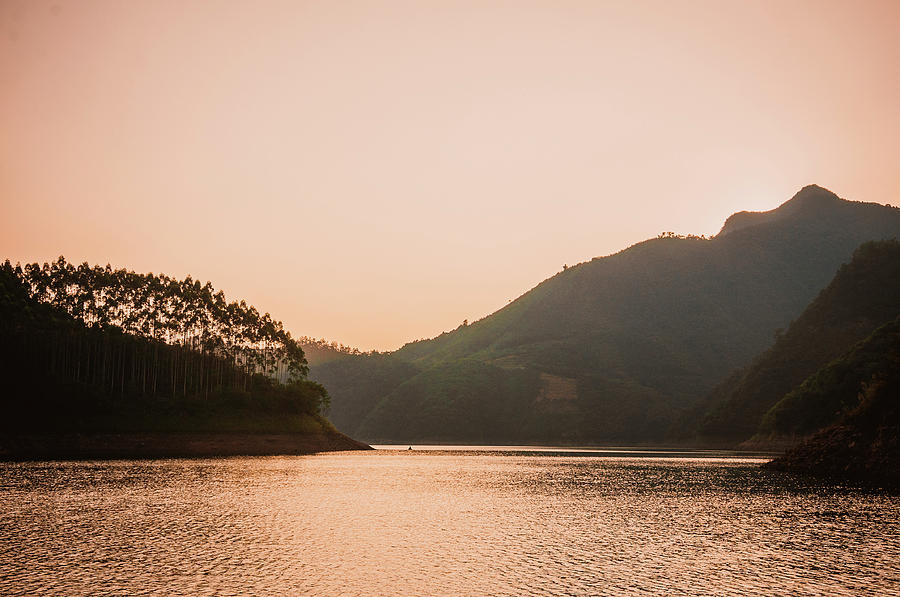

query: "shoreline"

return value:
[359, 439, 785, 455]
[0, 431, 372, 461]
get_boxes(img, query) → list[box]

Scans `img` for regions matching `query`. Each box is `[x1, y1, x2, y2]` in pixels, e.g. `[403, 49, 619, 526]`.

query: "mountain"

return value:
[312, 185, 900, 443]
[315, 353, 421, 437]
[697, 239, 900, 444]
[298, 337, 362, 366]
[765, 318, 900, 487]
[762, 315, 900, 442]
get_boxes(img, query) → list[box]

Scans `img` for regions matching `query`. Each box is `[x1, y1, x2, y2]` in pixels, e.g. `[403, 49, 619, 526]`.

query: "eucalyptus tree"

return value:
[6, 256, 311, 400]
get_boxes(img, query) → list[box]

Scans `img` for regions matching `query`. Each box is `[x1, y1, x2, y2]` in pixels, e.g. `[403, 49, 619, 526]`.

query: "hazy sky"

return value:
[2, 0, 899, 350]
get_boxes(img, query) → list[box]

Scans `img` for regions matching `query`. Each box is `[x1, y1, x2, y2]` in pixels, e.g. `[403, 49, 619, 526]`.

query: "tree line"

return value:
[1, 257, 320, 408]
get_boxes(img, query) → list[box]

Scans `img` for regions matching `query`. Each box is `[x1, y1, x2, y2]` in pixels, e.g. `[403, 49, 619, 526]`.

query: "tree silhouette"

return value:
[1, 257, 318, 406]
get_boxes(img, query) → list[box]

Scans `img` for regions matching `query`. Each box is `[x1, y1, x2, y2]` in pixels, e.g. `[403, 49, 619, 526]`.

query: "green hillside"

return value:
[697, 240, 900, 443]
[765, 321, 900, 486]
[314, 186, 900, 443]
[761, 315, 900, 441]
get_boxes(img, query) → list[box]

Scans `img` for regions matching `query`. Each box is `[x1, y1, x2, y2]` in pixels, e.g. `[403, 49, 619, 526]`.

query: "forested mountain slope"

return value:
[313, 186, 900, 443]
[698, 240, 900, 443]
[761, 315, 900, 441]
[765, 319, 900, 487]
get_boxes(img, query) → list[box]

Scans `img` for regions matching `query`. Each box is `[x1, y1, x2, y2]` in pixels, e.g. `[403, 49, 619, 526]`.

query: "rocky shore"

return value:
[765, 423, 900, 489]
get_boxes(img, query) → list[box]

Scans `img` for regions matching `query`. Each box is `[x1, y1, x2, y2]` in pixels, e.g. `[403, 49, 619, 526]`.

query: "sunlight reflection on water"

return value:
[2, 450, 899, 595]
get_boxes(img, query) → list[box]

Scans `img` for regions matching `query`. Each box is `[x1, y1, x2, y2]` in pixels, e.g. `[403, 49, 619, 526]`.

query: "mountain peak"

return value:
[719, 184, 841, 236]
[795, 183, 836, 196]
[783, 184, 840, 208]
[317, 185, 900, 444]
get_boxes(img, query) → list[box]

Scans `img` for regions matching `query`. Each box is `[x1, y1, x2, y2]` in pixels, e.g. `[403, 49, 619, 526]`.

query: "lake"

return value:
[2, 446, 899, 595]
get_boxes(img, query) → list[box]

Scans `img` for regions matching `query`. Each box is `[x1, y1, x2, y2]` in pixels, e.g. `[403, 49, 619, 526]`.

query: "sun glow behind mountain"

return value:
[2, 0, 899, 350]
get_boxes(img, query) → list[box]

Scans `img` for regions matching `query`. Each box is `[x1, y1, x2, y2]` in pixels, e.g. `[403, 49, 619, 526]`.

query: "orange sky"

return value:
[2, 0, 899, 350]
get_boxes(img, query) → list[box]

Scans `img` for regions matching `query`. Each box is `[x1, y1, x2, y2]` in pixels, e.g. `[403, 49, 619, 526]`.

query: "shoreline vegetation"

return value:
[0, 258, 370, 459]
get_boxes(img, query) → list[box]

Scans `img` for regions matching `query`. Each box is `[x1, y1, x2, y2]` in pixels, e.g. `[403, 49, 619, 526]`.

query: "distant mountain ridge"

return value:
[312, 185, 900, 443]
[718, 184, 843, 236]
[298, 337, 363, 366]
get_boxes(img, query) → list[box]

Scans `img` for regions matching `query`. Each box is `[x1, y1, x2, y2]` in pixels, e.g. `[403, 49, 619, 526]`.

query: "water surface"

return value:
[2, 447, 898, 595]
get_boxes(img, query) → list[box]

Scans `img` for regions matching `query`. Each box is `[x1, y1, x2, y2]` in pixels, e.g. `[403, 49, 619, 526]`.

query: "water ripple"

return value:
[1, 452, 899, 595]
